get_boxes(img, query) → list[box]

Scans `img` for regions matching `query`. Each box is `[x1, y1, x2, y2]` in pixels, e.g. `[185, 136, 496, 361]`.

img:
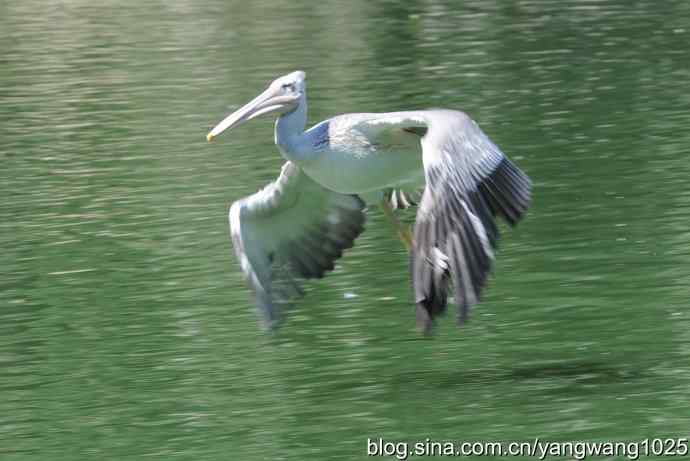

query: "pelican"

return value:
[207, 70, 531, 332]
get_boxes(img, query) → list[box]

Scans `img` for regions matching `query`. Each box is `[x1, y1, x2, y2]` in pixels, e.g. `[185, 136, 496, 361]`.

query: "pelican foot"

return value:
[380, 199, 414, 252]
[398, 226, 413, 252]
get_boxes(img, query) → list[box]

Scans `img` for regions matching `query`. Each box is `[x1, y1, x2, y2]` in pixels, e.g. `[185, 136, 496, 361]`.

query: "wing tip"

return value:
[412, 157, 528, 328]
[230, 174, 367, 331]
[479, 157, 531, 227]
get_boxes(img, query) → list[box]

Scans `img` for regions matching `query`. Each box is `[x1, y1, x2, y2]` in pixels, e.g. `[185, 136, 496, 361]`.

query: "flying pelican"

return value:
[207, 71, 531, 332]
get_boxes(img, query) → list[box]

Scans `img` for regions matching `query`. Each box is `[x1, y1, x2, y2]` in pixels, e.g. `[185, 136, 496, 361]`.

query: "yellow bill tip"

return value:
[206, 132, 214, 142]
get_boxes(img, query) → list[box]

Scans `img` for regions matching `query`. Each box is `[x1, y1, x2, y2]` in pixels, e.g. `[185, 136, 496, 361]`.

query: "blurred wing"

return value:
[229, 161, 365, 329]
[351, 110, 531, 331]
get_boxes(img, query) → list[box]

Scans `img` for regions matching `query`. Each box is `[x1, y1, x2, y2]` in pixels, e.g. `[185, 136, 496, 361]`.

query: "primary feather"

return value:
[229, 161, 365, 329]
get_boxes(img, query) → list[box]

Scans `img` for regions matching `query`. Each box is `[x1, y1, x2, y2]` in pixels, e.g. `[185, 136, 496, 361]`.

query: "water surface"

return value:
[3, 1, 690, 459]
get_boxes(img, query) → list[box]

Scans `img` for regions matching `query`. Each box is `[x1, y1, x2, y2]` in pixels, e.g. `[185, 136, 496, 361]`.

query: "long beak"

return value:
[206, 87, 297, 142]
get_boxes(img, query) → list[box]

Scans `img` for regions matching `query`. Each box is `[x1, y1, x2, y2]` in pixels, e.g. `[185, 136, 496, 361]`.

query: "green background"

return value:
[2, 0, 690, 459]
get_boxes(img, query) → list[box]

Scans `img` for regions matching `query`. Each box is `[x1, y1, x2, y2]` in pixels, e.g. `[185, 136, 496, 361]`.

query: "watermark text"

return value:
[366, 437, 689, 460]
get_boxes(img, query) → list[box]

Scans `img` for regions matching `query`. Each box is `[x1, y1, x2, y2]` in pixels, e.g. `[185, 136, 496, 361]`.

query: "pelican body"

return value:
[208, 71, 531, 332]
[284, 115, 424, 197]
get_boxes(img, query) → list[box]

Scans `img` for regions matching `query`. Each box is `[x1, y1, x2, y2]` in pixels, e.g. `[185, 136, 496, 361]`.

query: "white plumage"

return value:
[208, 71, 531, 332]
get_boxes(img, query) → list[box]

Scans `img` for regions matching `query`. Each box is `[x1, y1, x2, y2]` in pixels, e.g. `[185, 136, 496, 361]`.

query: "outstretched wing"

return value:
[350, 110, 531, 331]
[229, 161, 366, 329]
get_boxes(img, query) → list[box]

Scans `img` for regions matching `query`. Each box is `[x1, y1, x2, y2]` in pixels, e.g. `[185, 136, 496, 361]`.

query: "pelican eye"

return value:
[281, 82, 295, 91]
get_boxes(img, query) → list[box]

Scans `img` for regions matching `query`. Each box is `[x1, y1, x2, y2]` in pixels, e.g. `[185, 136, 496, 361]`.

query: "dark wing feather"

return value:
[411, 110, 531, 332]
[348, 109, 530, 331]
[229, 161, 365, 329]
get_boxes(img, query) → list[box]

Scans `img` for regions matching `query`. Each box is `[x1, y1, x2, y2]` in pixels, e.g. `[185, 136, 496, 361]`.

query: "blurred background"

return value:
[2, 0, 690, 459]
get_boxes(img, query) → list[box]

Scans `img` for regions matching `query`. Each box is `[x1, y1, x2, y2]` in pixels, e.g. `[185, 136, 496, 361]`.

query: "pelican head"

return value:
[207, 71, 306, 141]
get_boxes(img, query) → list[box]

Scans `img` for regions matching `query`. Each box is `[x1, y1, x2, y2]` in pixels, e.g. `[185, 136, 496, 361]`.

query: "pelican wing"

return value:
[229, 161, 365, 328]
[351, 110, 531, 331]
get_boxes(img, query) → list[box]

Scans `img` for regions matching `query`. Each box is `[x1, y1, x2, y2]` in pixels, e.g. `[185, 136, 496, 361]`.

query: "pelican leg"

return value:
[380, 200, 413, 251]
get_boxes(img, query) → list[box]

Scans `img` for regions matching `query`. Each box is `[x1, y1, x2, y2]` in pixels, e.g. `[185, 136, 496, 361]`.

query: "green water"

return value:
[3, 1, 690, 459]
